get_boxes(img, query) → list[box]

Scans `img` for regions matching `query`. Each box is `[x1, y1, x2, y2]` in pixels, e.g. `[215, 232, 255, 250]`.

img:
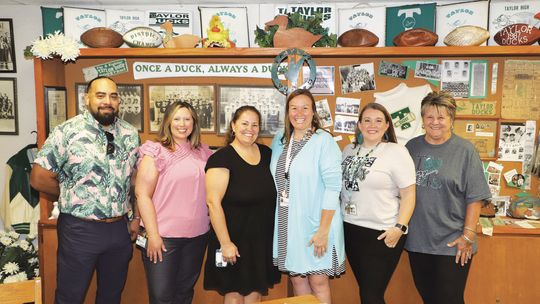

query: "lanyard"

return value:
[284, 135, 295, 180]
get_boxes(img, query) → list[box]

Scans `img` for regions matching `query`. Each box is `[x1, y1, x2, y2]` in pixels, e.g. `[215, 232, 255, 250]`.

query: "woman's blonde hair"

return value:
[420, 91, 457, 121]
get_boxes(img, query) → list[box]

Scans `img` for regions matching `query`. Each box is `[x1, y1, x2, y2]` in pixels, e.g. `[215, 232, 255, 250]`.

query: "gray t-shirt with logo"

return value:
[405, 134, 491, 256]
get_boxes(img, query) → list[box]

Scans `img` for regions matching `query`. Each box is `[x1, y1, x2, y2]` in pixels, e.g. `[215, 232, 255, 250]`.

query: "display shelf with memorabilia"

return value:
[33, 45, 539, 304]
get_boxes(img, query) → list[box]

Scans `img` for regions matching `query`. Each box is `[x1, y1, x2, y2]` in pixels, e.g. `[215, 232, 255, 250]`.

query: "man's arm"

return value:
[30, 164, 60, 201]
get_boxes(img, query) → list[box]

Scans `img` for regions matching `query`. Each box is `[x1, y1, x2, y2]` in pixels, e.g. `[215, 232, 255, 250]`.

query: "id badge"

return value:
[136, 226, 147, 249]
[215, 249, 228, 267]
[345, 202, 357, 216]
[136, 234, 147, 248]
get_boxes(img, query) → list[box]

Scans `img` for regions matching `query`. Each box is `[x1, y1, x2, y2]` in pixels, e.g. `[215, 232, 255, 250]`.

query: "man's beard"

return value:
[90, 107, 118, 126]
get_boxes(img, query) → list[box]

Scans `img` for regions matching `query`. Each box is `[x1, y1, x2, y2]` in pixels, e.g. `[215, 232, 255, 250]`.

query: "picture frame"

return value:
[218, 86, 286, 137]
[0, 19, 17, 73]
[44, 86, 67, 135]
[0, 77, 18, 135]
[148, 85, 216, 133]
[76, 83, 145, 132]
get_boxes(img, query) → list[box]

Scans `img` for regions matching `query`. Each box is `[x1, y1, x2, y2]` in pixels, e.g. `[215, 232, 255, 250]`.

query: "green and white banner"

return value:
[133, 62, 277, 80]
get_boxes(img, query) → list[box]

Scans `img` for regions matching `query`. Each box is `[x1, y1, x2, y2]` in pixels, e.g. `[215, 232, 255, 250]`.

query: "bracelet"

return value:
[132, 216, 141, 220]
[462, 234, 474, 244]
[464, 226, 477, 234]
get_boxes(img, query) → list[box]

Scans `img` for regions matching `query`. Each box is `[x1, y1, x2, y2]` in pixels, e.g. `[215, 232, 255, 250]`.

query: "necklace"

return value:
[356, 141, 381, 158]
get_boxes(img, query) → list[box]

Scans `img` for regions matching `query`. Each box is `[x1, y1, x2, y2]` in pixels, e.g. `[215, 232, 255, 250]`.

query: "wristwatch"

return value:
[395, 223, 408, 233]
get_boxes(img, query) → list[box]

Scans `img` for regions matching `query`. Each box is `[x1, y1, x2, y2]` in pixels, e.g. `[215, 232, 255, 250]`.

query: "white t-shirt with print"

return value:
[341, 142, 416, 231]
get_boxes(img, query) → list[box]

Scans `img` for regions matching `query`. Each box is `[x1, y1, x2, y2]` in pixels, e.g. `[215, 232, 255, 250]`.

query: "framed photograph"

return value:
[75, 83, 87, 114]
[148, 85, 215, 133]
[118, 84, 144, 132]
[76, 83, 145, 132]
[0, 77, 18, 135]
[0, 19, 16, 73]
[218, 86, 286, 136]
[44, 86, 67, 135]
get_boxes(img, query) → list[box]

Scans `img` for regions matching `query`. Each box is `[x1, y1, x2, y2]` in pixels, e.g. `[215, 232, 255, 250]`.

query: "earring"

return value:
[421, 124, 425, 129]
[383, 133, 389, 141]
[356, 133, 363, 144]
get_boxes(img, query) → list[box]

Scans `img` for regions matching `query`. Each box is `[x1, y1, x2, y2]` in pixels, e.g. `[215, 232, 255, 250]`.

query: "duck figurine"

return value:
[160, 21, 201, 48]
[203, 15, 236, 48]
[264, 15, 322, 48]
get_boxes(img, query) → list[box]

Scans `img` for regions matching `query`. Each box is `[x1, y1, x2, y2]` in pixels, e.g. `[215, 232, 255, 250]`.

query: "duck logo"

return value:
[271, 48, 317, 95]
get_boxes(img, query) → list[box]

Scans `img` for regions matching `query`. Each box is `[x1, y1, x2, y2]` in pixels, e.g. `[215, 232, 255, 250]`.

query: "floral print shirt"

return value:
[34, 111, 140, 220]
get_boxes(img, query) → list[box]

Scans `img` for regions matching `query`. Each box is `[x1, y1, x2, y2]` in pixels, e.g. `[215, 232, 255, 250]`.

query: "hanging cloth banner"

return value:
[132, 62, 276, 80]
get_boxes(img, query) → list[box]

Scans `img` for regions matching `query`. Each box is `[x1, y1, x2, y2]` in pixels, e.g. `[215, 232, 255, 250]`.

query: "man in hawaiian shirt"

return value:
[30, 76, 140, 304]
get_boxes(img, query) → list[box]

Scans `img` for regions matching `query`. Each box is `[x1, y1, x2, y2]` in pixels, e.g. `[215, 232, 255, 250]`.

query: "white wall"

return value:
[0, 6, 42, 230]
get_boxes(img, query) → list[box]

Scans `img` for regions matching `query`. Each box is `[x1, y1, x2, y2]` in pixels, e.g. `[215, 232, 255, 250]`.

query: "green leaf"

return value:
[253, 12, 336, 47]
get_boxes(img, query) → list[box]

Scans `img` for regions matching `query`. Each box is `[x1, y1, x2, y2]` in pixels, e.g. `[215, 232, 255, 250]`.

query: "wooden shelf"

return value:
[79, 45, 540, 58]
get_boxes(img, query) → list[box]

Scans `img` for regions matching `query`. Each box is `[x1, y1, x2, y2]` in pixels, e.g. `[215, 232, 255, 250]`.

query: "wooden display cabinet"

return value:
[34, 46, 540, 303]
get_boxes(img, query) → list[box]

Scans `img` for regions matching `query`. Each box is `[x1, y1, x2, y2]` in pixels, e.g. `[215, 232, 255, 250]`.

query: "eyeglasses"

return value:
[105, 131, 115, 155]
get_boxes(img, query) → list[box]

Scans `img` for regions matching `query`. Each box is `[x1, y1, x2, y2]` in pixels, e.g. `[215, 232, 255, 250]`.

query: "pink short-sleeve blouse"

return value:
[138, 140, 212, 238]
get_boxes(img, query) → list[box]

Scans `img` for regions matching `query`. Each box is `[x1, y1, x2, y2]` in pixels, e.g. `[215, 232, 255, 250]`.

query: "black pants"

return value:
[55, 213, 133, 304]
[408, 251, 472, 304]
[344, 222, 406, 304]
[141, 232, 208, 304]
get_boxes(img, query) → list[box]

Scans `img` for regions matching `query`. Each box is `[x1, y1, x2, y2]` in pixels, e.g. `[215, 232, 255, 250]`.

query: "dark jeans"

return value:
[55, 213, 133, 304]
[344, 222, 406, 304]
[408, 251, 473, 304]
[140, 232, 208, 304]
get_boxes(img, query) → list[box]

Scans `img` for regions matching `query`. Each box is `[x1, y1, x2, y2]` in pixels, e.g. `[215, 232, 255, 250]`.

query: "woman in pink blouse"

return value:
[136, 101, 212, 304]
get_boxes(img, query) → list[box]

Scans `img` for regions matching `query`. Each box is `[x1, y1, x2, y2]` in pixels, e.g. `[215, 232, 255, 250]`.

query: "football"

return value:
[444, 26, 490, 46]
[80, 27, 124, 48]
[494, 23, 540, 46]
[338, 29, 379, 47]
[393, 28, 438, 47]
[123, 27, 163, 48]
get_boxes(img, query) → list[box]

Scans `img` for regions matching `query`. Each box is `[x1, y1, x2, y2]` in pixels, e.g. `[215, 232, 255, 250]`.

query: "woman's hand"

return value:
[377, 227, 403, 248]
[447, 235, 473, 266]
[221, 242, 240, 264]
[146, 234, 167, 263]
[309, 230, 329, 257]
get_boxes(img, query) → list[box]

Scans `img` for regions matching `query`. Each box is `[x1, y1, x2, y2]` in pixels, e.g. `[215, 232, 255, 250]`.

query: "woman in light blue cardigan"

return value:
[270, 89, 345, 304]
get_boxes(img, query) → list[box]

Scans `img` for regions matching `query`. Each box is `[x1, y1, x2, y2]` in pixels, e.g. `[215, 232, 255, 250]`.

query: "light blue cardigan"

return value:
[270, 129, 345, 274]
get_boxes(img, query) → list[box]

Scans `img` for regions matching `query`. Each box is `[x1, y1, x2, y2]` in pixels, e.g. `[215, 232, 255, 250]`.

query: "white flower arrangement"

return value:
[30, 31, 80, 62]
[0, 230, 39, 283]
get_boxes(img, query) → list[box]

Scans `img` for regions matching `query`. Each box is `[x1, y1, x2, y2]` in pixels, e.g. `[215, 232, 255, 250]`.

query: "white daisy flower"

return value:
[2, 262, 20, 275]
[18, 240, 30, 251]
[0, 236, 12, 246]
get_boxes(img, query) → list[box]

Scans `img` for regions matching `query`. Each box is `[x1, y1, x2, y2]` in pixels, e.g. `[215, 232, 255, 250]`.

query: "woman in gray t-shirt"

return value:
[405, 92, 491, 304]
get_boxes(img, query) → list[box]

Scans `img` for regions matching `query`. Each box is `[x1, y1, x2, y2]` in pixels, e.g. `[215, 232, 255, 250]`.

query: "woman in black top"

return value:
[204, 106, 280, 303]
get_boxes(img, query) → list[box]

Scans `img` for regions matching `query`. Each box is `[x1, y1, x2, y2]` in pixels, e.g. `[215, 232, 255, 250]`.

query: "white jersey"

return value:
[374, 83, 432, 145]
